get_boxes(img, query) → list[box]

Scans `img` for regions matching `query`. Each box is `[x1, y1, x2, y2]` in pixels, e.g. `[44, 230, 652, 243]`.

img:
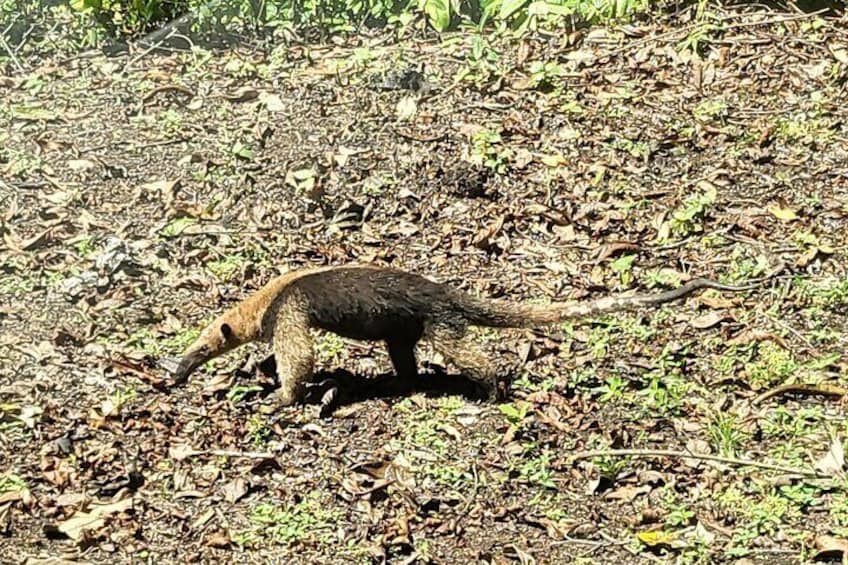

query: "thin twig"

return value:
[753, 382, 848, 406]
[572, 448, 828, 478]
[199, 449, 275, 459]
[80, 138, 188, 153]
[0, 29, 23, 73]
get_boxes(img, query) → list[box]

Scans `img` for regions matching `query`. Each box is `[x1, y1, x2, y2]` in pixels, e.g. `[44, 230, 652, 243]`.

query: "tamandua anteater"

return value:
[161, 264, 755, 406]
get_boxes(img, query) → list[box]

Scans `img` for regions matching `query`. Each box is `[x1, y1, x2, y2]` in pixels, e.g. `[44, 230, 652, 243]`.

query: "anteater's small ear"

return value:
[221, 323, 233, 340]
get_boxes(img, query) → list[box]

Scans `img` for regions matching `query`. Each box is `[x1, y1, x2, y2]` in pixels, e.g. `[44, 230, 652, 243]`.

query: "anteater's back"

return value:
[289, 267, 460, 341]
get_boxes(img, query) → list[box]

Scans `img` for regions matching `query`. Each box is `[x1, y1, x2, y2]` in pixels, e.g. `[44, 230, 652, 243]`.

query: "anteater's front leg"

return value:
[271, 296, 315, 406]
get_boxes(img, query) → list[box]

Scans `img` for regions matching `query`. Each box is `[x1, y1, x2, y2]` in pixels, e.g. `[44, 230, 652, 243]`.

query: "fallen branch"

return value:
[753, 382, 848, 406]
[185, 448, 275, 460]
[572, 448, 828, 478]
[142, 84, 195, 105]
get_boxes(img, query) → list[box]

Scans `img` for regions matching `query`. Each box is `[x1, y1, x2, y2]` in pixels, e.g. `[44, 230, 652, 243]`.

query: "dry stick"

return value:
[142, 84, 195, 105]
[198, 449, 275, 459]
[0, 30, 23, 73]
[753, 382, 848, 406]
[572, 449, 828, 478]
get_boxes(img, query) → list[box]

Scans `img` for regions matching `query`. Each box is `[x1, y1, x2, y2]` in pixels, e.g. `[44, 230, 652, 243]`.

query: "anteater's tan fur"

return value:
[164, 264, 753, 406]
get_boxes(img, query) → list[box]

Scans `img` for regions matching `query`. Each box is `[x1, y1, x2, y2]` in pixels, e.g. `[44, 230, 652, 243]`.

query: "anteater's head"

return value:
[160, 306, 261, 384]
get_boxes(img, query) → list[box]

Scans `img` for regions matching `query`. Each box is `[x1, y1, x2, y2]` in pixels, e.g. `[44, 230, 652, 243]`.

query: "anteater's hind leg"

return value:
[425, 322, 504, 400]
[271, 296, 315, 407]
[386, 339, 419, 379]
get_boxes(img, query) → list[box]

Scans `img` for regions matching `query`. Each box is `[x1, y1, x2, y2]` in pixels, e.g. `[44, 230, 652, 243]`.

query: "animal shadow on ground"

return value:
[238, 354, 503, 414]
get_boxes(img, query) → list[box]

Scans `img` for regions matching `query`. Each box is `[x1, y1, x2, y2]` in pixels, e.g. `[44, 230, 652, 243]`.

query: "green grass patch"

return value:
[234, 493, 339, 548]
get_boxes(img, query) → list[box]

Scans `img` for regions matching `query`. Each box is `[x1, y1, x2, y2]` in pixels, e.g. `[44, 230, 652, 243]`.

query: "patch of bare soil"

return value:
[2, 4, 848, 564]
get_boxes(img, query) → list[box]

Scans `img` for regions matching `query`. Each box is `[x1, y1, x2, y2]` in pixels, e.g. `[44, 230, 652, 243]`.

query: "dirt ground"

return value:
[2, 4, 848, 564]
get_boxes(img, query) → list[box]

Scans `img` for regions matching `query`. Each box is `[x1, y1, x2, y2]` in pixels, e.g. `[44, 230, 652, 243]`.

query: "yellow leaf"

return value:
[541, 154, 566, 167]
[767, 204, 797, 221]
[636, 529, 677, 547]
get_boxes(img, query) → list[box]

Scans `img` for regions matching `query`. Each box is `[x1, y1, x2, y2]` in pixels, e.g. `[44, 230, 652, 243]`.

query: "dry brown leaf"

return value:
[815, 437, 845, 478]
[605, 484, 651, 502]
[727, 329, 789, 349]
[222, 478, 249, 504]
[594, 241, 639, 263]
[55, 498, 133, 542]
[224, 87, 259, 102]
[67, 159, 97, 172]
[689, 310, 732, 330]
[697, 293, 737, 309]
[168, 444, 197, 461]
[205, 530, 232, 548]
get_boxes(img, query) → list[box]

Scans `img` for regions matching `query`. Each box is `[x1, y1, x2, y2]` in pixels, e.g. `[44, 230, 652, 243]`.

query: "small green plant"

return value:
[517, 449, 556, 489]
[0, 473, 27, 494]
[610, 254, 636, 286]
[207, 254, 248, 282]
[774, 114, 837, 146]
[798, 276, 848, 309]
[468, 128, 511, 174]
[744, 341, 798, 389]
[707, 411, 747, 457]
[3, 148, 43, 177]
[661, 489, 695, 527]
[69, 0, 176, 36]
[660, 185, 717, 241]
[159, 216, 197, 238]
[511, 374, 556, 393]
[527, 60, 562, 91]
[72, 235, 97, 257]
[0, 275, 36, 297]
[596, 375, 627, 402]
[677, 0, 722, 54]
[610, 138, 650, 161]
[761, 406, 823, 440]
[235, 494, 338, 547]
[230, 139, 254, 160]
[227, 384, 263, 404]
[499, 401, 530, 433]
[692, 99, 727, 124]
[455, 34, 505, 88]
[591, 452, 630, 478]
[829, 491, 848, 536]
[315, 333, 346, 363]
[246, 414, 271, 446]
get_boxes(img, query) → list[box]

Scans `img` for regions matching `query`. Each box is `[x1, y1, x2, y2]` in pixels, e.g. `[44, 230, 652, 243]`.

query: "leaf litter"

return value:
[2, 3, 848, 563]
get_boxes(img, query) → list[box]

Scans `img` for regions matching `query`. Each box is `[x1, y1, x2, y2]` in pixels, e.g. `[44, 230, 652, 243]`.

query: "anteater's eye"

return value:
[221, 323, 233, 340]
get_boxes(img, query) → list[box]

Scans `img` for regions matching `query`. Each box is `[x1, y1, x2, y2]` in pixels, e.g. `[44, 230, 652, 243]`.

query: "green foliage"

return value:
[660, 185, 717, 241]
[235, 494, 338, 547]
[5, 0, 655, 53]
[517, 450, 556, 489]
[707, 411, 747, 457]
[0, 473, 27, 494]
[469, 128, 512, 173]
[69, 0, 176, 34]
[246, 414, 271, 446]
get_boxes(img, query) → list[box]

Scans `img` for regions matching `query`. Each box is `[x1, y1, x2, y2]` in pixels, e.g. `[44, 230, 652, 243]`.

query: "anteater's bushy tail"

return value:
[455, 279, 756, 328]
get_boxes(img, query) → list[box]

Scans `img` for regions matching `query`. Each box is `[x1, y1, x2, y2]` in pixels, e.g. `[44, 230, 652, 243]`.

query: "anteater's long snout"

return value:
[159, 345, 210, 384]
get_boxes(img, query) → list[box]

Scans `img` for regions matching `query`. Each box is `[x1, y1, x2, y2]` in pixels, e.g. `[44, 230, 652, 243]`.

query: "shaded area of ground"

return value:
[2, 4, 848, 563]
